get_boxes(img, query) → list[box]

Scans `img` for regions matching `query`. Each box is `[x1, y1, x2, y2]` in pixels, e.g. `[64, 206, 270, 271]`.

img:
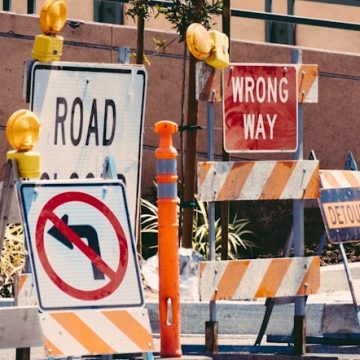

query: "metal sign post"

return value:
[291, 48, 306, 355]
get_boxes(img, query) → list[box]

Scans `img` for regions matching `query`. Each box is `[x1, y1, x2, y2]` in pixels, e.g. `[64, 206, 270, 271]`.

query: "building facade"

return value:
[1, 0, 359, 54]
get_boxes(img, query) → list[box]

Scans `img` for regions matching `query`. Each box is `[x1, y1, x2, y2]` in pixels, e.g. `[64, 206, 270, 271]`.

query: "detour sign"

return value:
[320, 187, 360, 244]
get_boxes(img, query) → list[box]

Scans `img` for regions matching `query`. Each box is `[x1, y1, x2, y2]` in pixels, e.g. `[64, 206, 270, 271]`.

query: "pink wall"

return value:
[0, 12, 359, 195]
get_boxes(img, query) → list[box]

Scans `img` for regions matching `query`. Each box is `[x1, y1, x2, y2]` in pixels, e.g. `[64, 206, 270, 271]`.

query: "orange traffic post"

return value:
[154, 120, 182, 358]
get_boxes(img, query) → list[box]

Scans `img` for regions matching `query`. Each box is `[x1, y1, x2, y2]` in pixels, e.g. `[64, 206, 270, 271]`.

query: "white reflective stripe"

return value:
[280, 161, 317, 199]
[40, 313, 87, 356]
[200, 262, 227, 299]
[238, 161, 275, 200]
[158, 183, 177, 198]
[320, 171, 332, 189]
[198, 162, 233, 201]
[156, 159, 177, 174]
[275, 258, 302, 296]
[234, 259, 270, 298]
[76, 311, 139, 353]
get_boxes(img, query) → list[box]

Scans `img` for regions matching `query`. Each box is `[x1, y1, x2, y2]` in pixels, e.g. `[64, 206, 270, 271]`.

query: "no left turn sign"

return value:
[19, 180, 143, 311]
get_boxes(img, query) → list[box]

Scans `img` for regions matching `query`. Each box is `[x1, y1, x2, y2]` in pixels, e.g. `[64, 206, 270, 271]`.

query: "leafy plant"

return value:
[127, 0, 155, 21]
[0, 224, 26, 297]
[140, 198, 160, 235]
[192, 199, 254, 259]
[156, 0, 223, 41]
[140, 197, 254, 259]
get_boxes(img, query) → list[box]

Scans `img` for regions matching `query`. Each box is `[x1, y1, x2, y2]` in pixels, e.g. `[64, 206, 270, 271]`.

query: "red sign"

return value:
[223, 64, 298, 153]
[36, 191, 128, 301]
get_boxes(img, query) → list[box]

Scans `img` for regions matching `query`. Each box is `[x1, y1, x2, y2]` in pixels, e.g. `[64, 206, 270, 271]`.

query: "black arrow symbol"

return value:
[48, 214, 105, 280]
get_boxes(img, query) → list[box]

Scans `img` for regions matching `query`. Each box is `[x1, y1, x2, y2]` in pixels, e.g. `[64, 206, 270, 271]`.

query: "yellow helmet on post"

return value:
[6, 109, 41, 151]
[186, 23, 229, 70]
[32, 0, 68, 62]
[40, 0, 68, 35]
[6, 109, 41, 179]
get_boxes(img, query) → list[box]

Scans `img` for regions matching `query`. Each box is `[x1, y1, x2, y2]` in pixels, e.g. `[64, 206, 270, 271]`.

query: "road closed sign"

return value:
[18, 180, 143, 311]
[30, 62, 147, 229]
[223, 64, 298, 153]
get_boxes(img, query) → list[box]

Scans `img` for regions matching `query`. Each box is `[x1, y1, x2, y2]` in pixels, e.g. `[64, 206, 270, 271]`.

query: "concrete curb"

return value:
[146, 302, 360, 337]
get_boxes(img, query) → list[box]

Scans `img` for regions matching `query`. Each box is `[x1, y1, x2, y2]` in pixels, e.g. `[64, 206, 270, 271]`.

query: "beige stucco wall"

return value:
[296, 1, 360, 54]
[2, 0, 94, 20]
[0, 11, 359, 194]
[2, 0, 359, 54]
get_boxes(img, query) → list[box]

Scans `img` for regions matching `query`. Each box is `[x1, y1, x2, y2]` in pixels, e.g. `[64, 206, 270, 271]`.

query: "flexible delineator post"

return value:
[154, 121, 182, 358]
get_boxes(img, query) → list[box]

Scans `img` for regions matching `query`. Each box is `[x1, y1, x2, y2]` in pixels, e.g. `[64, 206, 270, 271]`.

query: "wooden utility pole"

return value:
[220, 0, 230, 260]
[136, 16, 145, 65]
[181, 0, 203, 249]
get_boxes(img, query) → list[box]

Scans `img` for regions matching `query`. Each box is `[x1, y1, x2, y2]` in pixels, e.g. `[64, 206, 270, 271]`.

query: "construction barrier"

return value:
[198, 160, 320, 202]
[40, 309, 154, 358]
[320, 169, 360, 189]
[199, 257, 320, 301]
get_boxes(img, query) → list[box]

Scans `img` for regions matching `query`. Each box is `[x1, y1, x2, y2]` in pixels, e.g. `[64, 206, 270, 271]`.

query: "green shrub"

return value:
[141, 197, 255, 259]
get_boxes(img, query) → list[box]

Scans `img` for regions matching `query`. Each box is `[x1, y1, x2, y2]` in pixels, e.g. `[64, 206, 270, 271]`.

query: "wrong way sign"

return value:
[30, 62, 147, 230]
[18, 180, 143, 311]
[223, 64, 298, 153]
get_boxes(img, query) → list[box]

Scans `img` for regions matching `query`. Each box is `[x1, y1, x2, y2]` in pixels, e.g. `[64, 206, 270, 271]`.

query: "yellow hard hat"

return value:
[6, 109, 41, 151]
[40, 0, 68, 35]
[186, 23, 212, 60]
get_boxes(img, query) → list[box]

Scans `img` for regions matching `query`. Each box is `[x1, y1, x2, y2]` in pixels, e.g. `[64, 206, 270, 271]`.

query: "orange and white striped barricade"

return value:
[320, 169, 360, 190]
[198, 160, 320, 202]
[199, 257, 320, 301]
[15, 273, 155, 358]
[40, 308, 154, 358]
[197, 158, 321, 349]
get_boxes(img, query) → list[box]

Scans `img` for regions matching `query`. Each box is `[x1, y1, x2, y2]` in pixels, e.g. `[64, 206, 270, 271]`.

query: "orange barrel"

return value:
[154, 121, 181, 357]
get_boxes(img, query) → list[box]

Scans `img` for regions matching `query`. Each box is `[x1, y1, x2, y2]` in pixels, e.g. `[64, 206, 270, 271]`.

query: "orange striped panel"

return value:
[296, 256, 320, 295]
[215, 260, 250, 300]
[44, 337, 63, 357]
[298, 65, 318, 103]
[50, 312, 115, 354]
[217, 162, 255, 201]
[304, 163, 320, 198]
[260, 162, 296, 199]
[198, 162, 212, 188]
[342, 171, 360, 187]
[17, 275, 27, 293]
[199, 262, 206, 275]
[321, 171, 340, 188]
[255, 258, 292, 298]
[103, 310, 154, 350]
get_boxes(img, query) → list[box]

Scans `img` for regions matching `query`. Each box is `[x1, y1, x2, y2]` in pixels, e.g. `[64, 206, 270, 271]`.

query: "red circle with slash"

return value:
[35, 191, 128, 300]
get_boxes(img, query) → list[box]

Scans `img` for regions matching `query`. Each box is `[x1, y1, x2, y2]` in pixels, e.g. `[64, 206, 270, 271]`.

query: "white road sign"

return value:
[18, 180, 144, 311]
[30, 62, 147, 230]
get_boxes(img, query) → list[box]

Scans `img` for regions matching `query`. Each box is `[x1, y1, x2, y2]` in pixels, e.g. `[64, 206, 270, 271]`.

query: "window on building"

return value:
[265, 0, 295, 45]
[94, 0, 123, 25]
[3, 0, 11, 11]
